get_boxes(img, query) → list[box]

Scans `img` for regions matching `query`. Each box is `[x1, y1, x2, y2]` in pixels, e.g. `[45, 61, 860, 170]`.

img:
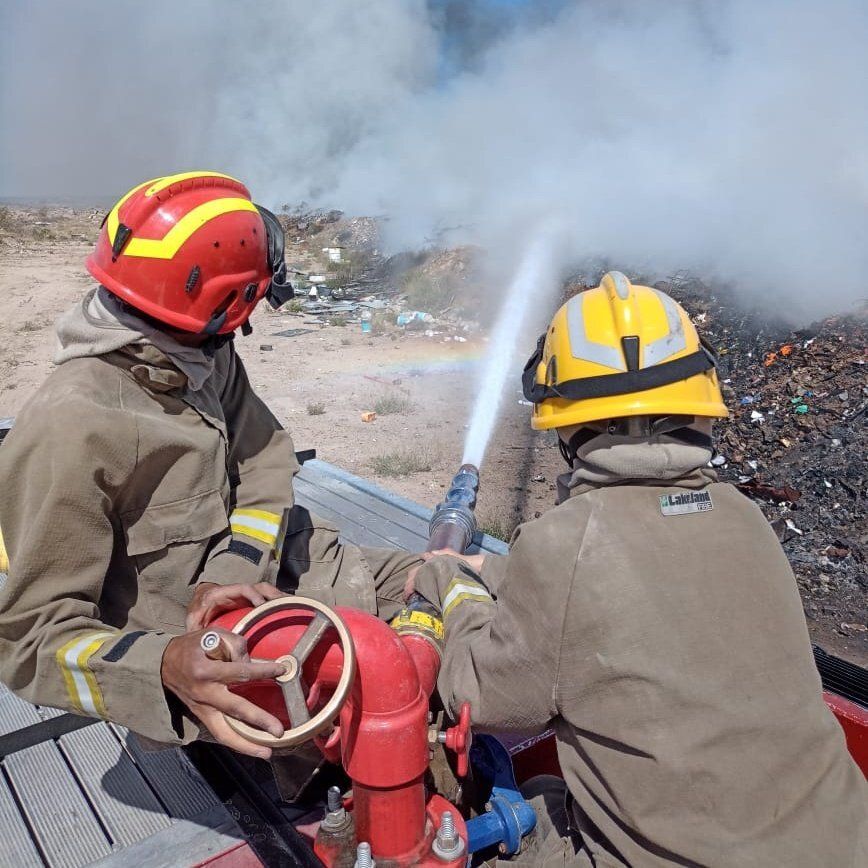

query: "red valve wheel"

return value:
[223, 597, 356, 749]
[444, 701, 472, 777]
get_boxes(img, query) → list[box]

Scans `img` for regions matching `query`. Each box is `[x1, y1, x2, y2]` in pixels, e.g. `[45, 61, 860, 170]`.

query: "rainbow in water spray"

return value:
[461, 234, 557, 469]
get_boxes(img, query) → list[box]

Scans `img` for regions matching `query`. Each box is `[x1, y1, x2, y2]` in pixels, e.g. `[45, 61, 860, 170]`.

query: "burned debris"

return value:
[662, 280, 867, 651]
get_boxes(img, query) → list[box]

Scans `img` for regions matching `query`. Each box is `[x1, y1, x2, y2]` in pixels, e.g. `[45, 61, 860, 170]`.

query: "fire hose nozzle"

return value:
[427, 463, 480, 555]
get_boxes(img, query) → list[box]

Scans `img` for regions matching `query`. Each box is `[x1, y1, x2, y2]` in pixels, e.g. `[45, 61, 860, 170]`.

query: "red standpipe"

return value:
[211, 605, 462, 866]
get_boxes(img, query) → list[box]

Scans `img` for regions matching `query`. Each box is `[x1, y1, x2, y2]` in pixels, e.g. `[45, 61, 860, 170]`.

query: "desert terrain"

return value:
[1, 203, 865, 664]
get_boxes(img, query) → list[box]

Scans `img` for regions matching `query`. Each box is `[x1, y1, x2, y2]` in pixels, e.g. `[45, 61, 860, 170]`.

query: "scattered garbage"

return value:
[736, 480, 801, 503]
[273, 328, 314, 339]
[658, 277, 867, 646]
[361, 412, 377, 423]
[361, 310, 372, 334]
[396, 311, 434, 326]
[763, 344, 793, 367]
[259, 344, 273, 352]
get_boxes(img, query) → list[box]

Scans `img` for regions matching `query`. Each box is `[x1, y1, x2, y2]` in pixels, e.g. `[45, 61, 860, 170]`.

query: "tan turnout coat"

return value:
[415, 470, 868, 867]
[0, 338, 414, 743]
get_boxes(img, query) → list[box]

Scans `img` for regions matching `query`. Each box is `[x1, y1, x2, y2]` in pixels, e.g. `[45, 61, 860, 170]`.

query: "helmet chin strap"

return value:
[201, 332, 234, 358]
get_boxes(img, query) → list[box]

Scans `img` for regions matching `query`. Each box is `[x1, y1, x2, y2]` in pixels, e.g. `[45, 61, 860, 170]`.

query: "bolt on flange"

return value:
[354, 841, 375, 868]
[321, 785, 351, 832]
[432, 810, 465, 861]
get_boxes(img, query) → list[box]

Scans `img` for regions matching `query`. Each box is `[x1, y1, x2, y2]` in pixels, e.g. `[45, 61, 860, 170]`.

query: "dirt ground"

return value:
[0, 204, 864, 665]
[0, 206, 561, 546]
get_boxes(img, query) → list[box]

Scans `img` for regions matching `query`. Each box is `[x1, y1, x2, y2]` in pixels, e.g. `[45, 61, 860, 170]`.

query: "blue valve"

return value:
[464, 734, 537, 856]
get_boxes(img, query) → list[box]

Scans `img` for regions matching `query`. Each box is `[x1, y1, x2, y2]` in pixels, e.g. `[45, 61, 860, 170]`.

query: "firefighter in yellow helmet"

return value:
[409, 273, 867, 866]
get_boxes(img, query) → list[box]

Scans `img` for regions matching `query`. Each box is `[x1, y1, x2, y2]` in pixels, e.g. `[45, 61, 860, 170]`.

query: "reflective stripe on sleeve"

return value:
[229, 508, 282, 547]
[55, 631, 116, 717]
[442, 577, 492, 618]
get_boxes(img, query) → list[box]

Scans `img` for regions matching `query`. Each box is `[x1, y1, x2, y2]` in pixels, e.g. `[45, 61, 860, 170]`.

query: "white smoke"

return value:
[3, 1, 868, 318]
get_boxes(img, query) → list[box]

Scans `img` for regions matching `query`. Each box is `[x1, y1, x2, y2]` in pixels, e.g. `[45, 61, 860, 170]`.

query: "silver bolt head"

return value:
[432, 836, 466, 861]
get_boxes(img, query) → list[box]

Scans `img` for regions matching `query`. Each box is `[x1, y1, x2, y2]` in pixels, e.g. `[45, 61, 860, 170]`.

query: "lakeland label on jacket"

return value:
[659, 490, 713, 516]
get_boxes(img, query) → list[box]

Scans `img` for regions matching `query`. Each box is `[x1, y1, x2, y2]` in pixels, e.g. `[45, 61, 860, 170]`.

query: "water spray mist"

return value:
[461, 235, 556, 469]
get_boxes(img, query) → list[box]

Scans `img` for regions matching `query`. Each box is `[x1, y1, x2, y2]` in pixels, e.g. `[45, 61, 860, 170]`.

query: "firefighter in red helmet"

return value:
[0, 172, 422, 760]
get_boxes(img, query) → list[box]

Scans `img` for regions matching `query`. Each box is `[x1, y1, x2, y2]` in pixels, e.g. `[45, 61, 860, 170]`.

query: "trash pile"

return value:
[665, 279, 867, 647]
[267, 220, 480, 342]
[271, 276, 474, 341]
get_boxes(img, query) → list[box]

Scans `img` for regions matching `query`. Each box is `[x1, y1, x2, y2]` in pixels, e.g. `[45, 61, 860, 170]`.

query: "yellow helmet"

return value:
[522, 271, 728, 430]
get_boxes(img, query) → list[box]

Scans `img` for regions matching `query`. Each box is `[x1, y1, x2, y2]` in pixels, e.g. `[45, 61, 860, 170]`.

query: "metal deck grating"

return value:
[0, 459, 506, 866]
[294, 459, 508, 556]
[0, 681, 243, 867]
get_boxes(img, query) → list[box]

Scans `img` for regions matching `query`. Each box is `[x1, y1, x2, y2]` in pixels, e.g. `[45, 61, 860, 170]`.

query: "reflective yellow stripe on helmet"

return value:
[144, 171, 241, 198]
[122, 198, 257, 260]
[106, 171, 251, 260]
[105, 178, 157, 247]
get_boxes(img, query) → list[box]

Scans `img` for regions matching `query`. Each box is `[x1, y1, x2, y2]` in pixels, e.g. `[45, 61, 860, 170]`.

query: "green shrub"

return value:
[399, 271, 457, 313]
[370, 449, 433, 477]
[373, 393, 414, 416]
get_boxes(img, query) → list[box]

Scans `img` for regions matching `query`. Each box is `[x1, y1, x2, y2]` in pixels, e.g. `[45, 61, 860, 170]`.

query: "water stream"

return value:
[461, 235, 556, 469]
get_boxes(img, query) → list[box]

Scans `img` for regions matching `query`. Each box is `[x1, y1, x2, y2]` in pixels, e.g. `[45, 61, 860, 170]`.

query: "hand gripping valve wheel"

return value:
[204, 465, 484, 867]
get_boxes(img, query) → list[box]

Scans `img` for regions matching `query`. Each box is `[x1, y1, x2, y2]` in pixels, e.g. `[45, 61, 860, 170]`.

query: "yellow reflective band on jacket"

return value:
[0, 524, 8, 573]
[442, 577, 492, 618]
[56, 631, 115, 717]
[230, 508, 283, 547]
[107, 197, 257, 261]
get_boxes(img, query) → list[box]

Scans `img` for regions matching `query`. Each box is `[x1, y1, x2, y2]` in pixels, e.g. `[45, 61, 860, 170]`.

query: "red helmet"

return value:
[87, 171, 291, 334]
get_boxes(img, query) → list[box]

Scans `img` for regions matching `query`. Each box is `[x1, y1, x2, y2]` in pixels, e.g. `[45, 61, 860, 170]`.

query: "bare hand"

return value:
[186, 581, 286, 631]
[403, 549, 487, 600]
[161, 628, 286, 760]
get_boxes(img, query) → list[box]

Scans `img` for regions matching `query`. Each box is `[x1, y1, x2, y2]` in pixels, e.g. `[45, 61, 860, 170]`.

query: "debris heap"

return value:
[666, 280, 867, 654]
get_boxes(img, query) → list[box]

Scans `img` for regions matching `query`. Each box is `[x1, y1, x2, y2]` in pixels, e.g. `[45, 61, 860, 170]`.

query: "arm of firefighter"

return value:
[413, 519, 574, 735]
[0, 405, 195, 744]
[199, 343, 299, 587]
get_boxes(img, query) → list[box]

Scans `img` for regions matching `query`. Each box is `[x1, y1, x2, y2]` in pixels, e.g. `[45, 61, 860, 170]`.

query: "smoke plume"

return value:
[2, 1, 867, 318]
